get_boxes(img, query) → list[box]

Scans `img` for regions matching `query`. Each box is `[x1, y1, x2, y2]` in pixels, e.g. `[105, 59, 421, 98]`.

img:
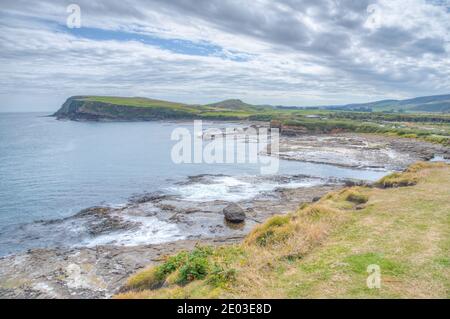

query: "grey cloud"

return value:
[0, 0, 449, 110]
[411, 37, 447, 55]
[364, 26, 415, 48]
[364, 26, 447, 57]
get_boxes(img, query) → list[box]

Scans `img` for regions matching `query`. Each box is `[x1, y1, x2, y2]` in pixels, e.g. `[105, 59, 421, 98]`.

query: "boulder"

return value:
[223, 203, 245, 223]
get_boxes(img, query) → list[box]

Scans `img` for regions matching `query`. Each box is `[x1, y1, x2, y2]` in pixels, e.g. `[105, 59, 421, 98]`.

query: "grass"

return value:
[117, 245, 245, 298]
[282, 117, 450, 146]
[63, 95, 450, 145]
[82, 96, 190, 109]
[375, 162, 446, 188]
[343, 189, 369, 204]
[376, 172, 418, 188]
[116, 162, 450, 299]
[344, 253, 405, 276]
[124, 267, 162, 291]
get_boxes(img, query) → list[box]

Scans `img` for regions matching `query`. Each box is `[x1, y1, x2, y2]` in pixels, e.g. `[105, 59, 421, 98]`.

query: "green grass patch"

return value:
[344, 252, 406, 276]
[122, 245, 244, 294]
[118, 163, 450, 298]
[434, 257, 450, 267]
[83, 96, 189, 109]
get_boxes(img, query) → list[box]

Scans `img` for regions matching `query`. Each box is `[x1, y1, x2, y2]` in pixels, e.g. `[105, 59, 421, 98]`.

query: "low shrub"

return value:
[122, 245, 243, 293]
[156, 251, 189, 279]
[206, 264, 237, 288]
[177, 247, 213, 284]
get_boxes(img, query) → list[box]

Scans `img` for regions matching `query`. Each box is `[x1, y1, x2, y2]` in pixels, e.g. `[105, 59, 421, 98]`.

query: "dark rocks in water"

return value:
[223, 203, 246, 223]
[87, 215, 137, 236]
[72, 206, 137, 236]
[180, 174, 228, 185]
[129, 192, 168, 204]
[74, 206, 110, 218]
[343, 179, 367, 187]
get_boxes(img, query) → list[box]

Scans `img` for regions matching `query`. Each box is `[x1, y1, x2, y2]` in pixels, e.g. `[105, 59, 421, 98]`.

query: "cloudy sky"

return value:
[0, 0, 449, 111]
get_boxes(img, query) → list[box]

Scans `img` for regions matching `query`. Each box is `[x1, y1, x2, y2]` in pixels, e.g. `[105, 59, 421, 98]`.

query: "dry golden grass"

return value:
[376, 161, 447, 188]
[343, 189, 369, 204]
[123, 266, 162, 291]
[116, 162, 450, 299]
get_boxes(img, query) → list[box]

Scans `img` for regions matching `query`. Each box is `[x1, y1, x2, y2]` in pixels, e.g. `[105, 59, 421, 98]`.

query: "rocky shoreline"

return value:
[0, 132, 448, 299]
[275, 133, 449, 170]
[0, 183, 338, 299]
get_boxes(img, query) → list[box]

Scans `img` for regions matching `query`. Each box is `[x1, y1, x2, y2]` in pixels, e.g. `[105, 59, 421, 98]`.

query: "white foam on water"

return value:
[169, 176, 255, 202]
[66, 176, 326, 248]
[170, 176, 325, 202]
[82, 215, 184, 247]
[430, 155, 450, 163]
[278, 179, 325, 189]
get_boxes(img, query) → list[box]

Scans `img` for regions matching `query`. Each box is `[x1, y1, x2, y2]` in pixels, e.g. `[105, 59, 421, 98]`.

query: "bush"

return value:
[156, 251, 189, 279]
[206, 264, 237, 288]
[121, 245, 245, 294]
[176, 246, 213, 284]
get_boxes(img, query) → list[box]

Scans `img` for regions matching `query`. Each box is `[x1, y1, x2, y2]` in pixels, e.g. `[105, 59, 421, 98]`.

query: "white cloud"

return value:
[0, 0, 449, 111]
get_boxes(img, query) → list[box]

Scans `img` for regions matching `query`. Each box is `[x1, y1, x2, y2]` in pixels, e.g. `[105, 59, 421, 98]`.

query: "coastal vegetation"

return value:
[116, 162, 450, 299]
[54, 95, 450, 146]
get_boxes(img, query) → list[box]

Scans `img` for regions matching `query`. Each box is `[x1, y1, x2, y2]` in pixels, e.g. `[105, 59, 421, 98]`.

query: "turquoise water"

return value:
[0, 113, 387, 255]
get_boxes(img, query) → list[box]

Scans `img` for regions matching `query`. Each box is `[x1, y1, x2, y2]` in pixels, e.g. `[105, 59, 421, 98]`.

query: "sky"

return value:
[0, 0, 449, 112]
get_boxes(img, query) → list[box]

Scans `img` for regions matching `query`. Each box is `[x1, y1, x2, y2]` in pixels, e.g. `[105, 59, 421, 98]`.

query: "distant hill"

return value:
[53, 95, 282, 121]
[53, 93, 450, 121]
[206, 99, 272, 111]
[206, 99, 252, 109]
[53, 96, 202, 121]
[324, 94, 450, 113]
[53, 96, 271, 121]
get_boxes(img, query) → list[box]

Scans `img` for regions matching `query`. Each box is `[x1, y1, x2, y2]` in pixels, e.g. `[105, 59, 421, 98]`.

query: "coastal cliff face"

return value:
[52, 96, 272, 121]
[53, 96, 197, 121]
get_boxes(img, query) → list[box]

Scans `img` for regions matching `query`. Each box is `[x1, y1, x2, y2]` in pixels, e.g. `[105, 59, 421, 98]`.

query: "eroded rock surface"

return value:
[0, 238, 239, 299]
[275, 133, 449, 170]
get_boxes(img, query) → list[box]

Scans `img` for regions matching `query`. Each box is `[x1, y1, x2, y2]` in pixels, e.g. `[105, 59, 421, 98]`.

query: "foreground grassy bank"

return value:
[116, 162, 450, 298]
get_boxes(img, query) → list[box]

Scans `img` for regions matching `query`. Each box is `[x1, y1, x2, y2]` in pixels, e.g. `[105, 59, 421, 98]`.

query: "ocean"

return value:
[0, 113, 388, 256]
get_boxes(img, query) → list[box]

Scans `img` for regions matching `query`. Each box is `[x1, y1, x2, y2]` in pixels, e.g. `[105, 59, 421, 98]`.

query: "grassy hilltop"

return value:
[325, 94, 450, 113]
[53, 96, 276, 121]
[116, 162, 450, 299]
